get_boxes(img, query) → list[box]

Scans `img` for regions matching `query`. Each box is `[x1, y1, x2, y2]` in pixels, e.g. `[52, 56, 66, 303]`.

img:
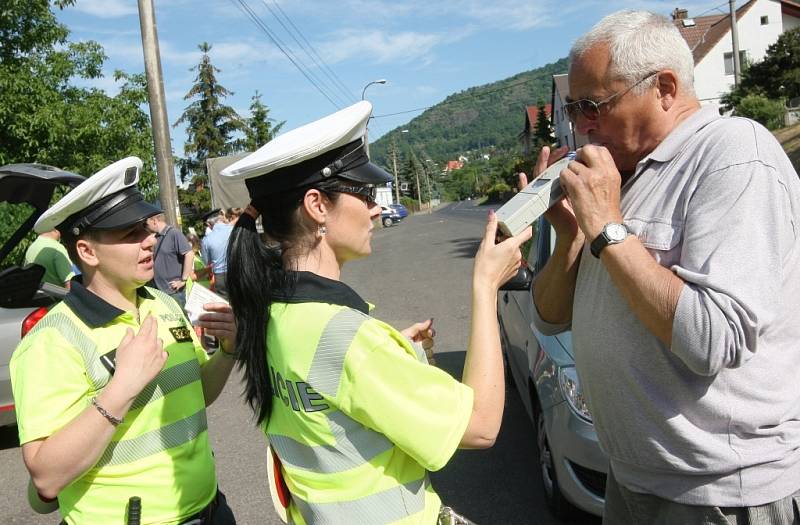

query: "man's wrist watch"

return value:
[590, 222, 629, 258]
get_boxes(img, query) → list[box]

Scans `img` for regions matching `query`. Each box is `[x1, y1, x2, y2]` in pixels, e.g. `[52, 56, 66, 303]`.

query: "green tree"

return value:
[534, 100, 553, 145]
[723, 27, 800, 115]
[173, 42, 247, 184]
[1, 0, 156, 268]
[735, 94, 786, 130]
[244, 91, 285, 151]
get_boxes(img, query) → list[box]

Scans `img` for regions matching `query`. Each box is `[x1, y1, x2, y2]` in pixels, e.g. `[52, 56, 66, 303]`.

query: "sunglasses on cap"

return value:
[564, 71, 659, 123]
[326, 185, 378, 205]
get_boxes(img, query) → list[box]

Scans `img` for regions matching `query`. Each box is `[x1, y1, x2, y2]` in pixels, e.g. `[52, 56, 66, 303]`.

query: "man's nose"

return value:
[573, 113, 596, 136]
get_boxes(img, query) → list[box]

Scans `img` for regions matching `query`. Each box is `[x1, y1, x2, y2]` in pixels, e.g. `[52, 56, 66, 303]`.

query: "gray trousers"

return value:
[604, 468, 800, 525]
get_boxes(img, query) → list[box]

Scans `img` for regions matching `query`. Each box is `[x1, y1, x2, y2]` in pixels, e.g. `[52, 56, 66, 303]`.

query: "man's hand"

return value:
[111, 315, 167, 399]
[197, 303, 236, 353]
[169, 279, 186, 291]
[558, 144, 623, 240]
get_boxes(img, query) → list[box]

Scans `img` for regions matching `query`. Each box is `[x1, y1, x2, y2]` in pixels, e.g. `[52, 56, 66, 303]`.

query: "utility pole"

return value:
[138, 0, 180, 225]
[729, 0, 742, 87]
[422, 162, 432, 214]
[413, 157, 422, 211]
[390, 137, 400, 204]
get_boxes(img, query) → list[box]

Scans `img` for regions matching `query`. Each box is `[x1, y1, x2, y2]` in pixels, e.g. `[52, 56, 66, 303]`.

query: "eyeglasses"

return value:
[564, 71, 659, 123]
[327, 185, 378, 205]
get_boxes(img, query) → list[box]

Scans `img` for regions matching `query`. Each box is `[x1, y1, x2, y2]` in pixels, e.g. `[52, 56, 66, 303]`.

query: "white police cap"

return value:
[221, 101, 391, 198]
[34, 156, 161, 235]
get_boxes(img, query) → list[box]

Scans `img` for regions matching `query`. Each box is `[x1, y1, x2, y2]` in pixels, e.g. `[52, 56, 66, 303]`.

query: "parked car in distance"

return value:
[0, 164, 84, 428]
[497, 215, 608, 519]
[380, 203, 408, 227]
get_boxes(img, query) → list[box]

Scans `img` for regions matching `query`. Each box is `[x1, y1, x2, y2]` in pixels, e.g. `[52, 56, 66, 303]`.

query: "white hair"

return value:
[570, 10, 695, 96]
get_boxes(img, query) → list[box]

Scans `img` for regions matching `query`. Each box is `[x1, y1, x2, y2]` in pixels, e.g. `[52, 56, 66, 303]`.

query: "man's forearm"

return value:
[533, 235, 583, 324]
[200, 350, 236, 406]
[601, 236, 683, 346]
[181, 252, 194, 281]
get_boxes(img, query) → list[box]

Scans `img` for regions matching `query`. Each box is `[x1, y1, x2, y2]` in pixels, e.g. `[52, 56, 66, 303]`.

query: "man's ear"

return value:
[75, 238, 100, 269]
[656, 70, 679, 110]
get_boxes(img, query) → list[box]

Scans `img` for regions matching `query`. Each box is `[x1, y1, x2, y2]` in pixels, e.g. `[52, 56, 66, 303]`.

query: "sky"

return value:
[56, 0, 727, 164]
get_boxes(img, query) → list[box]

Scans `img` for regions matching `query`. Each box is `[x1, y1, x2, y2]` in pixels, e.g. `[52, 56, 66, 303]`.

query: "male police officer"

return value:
[11, 157, 238, 524]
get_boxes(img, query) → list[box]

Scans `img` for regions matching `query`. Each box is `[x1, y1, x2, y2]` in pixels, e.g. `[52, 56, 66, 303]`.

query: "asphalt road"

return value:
[0, 201, 599, 525]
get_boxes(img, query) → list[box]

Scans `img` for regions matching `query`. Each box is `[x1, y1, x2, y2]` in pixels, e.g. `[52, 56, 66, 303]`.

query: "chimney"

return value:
[672, 8, 689, 20]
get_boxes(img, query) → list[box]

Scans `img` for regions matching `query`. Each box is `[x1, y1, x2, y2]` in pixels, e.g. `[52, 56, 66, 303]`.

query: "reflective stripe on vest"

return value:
[96, 408, 208, 467]
[306, 308, 368, 397]
[26, 313, 109, 389]
[293, 476, 428, 524]
[130, 358, 202, 411]
[268, 410, 392, 473]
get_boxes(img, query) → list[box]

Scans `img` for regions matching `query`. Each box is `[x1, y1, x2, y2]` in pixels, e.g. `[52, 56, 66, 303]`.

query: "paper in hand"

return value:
[184, 283, 229, 325]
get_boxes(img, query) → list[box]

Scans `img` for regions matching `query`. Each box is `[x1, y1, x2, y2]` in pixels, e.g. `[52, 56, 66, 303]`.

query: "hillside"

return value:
[369, 57, 569, 168]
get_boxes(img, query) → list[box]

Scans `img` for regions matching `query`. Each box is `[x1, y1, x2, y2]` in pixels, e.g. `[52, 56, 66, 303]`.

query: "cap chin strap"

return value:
[64, 187, 144, 236]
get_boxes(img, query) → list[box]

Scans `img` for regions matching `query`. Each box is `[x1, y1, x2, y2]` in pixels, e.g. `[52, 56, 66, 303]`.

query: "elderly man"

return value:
[201, 209, 233, 298]
[529, 10, 800, 524]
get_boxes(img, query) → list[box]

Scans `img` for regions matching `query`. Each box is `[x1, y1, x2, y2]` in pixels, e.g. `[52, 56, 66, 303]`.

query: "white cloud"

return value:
[73, 0, 137, 18]
[321, 30, 444, 65]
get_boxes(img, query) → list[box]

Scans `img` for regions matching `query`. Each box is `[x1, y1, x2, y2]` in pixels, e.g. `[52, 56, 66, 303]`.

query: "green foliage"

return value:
[735, 94, 786, 130]
[244, 90, 285, 151]
[399, 196, 418, 212]
[0, 0, 156, 269]
[370, 58, 568, 169]
[723, 27, 800, 114]
[173, 42, 247, 183]
[178, 187, 211, 233]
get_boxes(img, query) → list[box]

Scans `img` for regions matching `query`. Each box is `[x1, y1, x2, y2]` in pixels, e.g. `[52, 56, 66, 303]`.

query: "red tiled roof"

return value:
[784, 0, 800, 18]
[674, 0, 757, 64]
[526, 104, 552, 127]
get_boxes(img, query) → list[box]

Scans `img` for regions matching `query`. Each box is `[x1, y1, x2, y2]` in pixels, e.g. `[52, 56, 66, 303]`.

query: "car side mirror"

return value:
[500, 266, 532, 291]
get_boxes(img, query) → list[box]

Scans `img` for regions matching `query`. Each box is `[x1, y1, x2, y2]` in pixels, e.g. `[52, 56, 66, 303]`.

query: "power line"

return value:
[373, 76, 538, 119]
[229, 0, 343, 109]
[266, 0, 356, 104]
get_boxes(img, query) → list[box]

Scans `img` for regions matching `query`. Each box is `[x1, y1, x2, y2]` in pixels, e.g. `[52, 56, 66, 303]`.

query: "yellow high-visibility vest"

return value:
[265, 272, 474, 524]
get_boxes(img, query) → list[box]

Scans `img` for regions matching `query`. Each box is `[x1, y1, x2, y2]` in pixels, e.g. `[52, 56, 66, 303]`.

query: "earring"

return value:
[318, 225, 327, 236]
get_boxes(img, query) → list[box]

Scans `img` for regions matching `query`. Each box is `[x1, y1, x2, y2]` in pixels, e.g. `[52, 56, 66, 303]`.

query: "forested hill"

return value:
[369, 57, 569, 167]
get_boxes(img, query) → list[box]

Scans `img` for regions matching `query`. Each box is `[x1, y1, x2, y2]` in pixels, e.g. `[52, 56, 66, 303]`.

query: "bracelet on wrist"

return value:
[91, 397, 124, 426]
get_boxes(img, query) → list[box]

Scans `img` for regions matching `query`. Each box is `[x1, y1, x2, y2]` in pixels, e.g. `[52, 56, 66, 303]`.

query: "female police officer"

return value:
[11, 157, 237, 524]
[220, 101, 532, 524]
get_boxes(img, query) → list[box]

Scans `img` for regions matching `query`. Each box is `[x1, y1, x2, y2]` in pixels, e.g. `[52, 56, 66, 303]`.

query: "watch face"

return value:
[605, 223, 628, 242]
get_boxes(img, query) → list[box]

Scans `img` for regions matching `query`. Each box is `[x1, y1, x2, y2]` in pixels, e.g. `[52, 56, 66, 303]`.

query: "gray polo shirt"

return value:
[535, 106, 800, 506]
[152, 225, 191, 293]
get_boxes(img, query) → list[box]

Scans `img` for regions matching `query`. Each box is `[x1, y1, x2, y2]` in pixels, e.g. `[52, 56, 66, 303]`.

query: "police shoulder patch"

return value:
[169, 326, 193, 342]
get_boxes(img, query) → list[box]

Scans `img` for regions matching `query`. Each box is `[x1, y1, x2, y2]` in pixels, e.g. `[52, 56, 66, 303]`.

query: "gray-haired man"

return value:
[528, 10, 800, 524]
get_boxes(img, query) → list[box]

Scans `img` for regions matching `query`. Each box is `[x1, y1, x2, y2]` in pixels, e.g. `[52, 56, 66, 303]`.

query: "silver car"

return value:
[497, 216, 608, 518]
[0, 164, 83, 427]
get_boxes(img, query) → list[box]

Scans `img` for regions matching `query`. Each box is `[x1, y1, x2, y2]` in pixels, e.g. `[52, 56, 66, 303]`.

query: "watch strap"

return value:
[590, 223, 628, 258]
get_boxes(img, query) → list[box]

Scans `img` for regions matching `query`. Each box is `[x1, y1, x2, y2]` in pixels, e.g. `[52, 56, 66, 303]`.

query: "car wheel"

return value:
[382, 217, 393, 227]
[534, 401, 575, 519]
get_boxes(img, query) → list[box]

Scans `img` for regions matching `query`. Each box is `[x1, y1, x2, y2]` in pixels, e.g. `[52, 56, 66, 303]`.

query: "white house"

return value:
[549, 0, 800, 149]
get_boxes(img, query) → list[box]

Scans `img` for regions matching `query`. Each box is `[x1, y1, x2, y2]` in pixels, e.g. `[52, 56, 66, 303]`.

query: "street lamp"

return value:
[361, 79, 387, 100]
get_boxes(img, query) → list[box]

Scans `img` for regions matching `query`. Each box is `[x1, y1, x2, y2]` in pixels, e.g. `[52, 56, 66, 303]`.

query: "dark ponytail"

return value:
[226, 212, 290, 425]
[227, 181, 345, 425]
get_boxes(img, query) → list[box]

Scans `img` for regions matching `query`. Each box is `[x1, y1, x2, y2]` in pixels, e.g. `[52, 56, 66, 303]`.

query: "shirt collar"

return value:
[641, 105, 721, 165]
[272, 271, 369, 314]
[64, 278, 154, 328]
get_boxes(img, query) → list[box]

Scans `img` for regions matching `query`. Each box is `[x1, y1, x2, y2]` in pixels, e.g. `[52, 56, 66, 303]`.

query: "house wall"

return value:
[552, 76, 588, 150]
[784, 11, 800, 30]
[694, 0, 785, 104]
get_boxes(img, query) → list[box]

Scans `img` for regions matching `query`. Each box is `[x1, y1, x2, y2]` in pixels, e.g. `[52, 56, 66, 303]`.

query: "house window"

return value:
[724, 50, 748, 75]
[761, 15, 769, 25]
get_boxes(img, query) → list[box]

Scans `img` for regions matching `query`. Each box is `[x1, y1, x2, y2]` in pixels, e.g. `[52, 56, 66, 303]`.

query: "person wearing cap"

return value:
[201, 208, 233, 298]
[220, 101, 532, 524]
[10, 157, 238, 524]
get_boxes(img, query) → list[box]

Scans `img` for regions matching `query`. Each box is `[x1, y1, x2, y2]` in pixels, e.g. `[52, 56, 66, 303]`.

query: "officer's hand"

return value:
[113, 315, 167, 398]
[558, 144, 622, 240]
[197, 303, 236, 354]
[475, 210, 533, 291]
[401, 319, 436, 364]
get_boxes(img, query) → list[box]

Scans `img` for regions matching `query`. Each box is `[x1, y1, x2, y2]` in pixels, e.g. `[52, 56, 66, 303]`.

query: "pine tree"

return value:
[533, 100, 553, 145]
[173, 42, 247, 183]
[244, 91, 285, 151]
